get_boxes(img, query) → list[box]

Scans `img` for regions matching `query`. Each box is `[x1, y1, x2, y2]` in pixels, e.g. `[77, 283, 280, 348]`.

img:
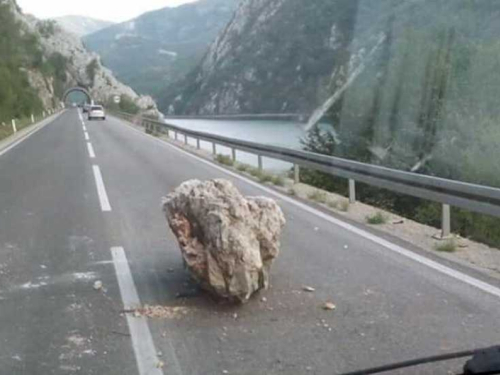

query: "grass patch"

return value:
[215, 154, 234, 167]
[366, 212, 388, 225]
[328, 200, 350, 212]
[248, 167, 263, 178]
[271, 175, 285, 187]
[259, 173, 273, 184]
[307, 190, 327, 204]
[234, 163, 285, 187]
[435, 240, 457, 253]
[236, 163, 251, 172]
[0, 116, 35, 142]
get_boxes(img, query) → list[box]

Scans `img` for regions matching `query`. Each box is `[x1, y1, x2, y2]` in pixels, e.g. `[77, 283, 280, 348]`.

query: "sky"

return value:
[16, 0, 198, 23]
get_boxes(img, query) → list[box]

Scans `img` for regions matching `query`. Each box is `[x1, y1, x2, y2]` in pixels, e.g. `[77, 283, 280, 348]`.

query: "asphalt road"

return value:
[1, 109, 500, 375]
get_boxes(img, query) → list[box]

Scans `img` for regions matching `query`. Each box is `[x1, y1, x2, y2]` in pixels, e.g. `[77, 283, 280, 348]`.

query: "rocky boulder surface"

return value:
[163, 179, 285, 303]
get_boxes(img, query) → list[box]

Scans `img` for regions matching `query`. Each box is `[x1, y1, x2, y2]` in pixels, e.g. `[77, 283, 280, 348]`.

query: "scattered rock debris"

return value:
[323, 302, 336, 311]
[127, 305, 189, 319]
[156, 360, 165, 369]
[303, 286, 316, 293]
[93, 280, 103, 290]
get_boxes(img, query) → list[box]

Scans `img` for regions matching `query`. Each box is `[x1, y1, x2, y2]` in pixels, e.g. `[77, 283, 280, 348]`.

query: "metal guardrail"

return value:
[114, 111, 500, 238]
[162, 113, 309, 122]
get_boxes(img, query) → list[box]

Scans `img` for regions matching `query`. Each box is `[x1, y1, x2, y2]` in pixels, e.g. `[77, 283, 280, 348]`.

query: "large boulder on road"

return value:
[162, 179, 286, 303]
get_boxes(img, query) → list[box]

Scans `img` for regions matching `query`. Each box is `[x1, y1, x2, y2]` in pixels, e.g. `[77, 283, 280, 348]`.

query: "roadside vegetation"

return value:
[215, 154, 234, 167]
[106, 95, 141, 115]
[299, 14, 500, 249]
[435, 240, 457, 253]
[217, 160, 286, 187]
[308, 191, 327, 204]
[366, 212, 388, 225]
[86, 58, 99, 86]
[0, 3, 66, 134]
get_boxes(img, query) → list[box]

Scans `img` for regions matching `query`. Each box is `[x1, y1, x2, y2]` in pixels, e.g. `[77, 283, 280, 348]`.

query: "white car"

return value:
[88, 105, 106, 121]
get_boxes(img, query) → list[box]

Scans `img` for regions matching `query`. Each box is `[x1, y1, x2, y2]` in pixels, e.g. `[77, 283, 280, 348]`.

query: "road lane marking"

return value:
[83, 125, 87, 131]
[84, 132, 90, 141]
[87, 142, 96, 158]
[0, 112, 62, 158]
[92, 165, 111, 212]
[119, 119, 500, 300]
[111, 247, 165, 375]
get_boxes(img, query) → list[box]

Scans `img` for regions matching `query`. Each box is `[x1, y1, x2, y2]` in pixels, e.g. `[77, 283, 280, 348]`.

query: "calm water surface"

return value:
[164, 119, 307, 172]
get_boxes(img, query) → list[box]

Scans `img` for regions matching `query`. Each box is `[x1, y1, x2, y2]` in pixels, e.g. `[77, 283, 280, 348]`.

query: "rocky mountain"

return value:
[0, 0, 157, 121]
[161, 0, 500, 122]
[83, 0, 240, 98]
[160, 0, 367, 115]
[54, 15, 114, 37]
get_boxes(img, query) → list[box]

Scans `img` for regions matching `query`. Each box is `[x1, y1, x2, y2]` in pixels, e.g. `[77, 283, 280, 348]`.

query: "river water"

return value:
[164, 119, 307, 172]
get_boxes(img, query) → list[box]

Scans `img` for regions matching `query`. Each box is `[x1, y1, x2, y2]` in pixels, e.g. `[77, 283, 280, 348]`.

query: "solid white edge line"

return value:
[92, 165, 111, 212]
[84, 132, 90, 141]
[111, 247, 164, 375]
[118, 117, 500, 300]
[87, 142, 96, 159]
[0, 113, 61, 158]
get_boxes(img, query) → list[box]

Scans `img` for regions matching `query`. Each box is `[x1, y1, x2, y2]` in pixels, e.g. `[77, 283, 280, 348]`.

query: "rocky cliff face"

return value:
[4, 0, 157, 114]
[161, 0, 364, 115]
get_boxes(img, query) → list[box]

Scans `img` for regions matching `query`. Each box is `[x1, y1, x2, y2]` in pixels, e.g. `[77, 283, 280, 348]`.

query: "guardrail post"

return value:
[258, 155, 263, 172]
[11, 119, 17, 133]
[31, 114, 35, 124]
[175, 131, 178, 141]
[212, 143, 217, 155]
[196, 138, 200, 150]
[349, 179, 356, 204]
[294, 164, 300, 184]
[231, 148, 236, 162]
[441, 204, 451, 238]
[184, 134, 188, 145]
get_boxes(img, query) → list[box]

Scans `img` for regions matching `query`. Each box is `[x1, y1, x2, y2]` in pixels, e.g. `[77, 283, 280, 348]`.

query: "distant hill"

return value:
[54, 15, 114, 37]
[83, 0, 240, 98]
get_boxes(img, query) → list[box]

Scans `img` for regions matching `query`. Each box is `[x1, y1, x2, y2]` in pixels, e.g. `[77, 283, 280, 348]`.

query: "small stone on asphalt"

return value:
[93, 280, 102, 290]
[303, 286, 316, 292]
[323, 302, 336, 311]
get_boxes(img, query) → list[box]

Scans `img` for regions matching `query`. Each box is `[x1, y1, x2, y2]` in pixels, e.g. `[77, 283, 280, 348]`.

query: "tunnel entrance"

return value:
[63, 87, 92, 105]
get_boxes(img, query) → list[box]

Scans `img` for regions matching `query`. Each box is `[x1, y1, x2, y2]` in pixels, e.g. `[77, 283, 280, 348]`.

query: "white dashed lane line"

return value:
[84, 132, 90, 141]
[111, 247, 167, 375]
[92, 165, 111, 212]
[87, 142, 96, 159]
